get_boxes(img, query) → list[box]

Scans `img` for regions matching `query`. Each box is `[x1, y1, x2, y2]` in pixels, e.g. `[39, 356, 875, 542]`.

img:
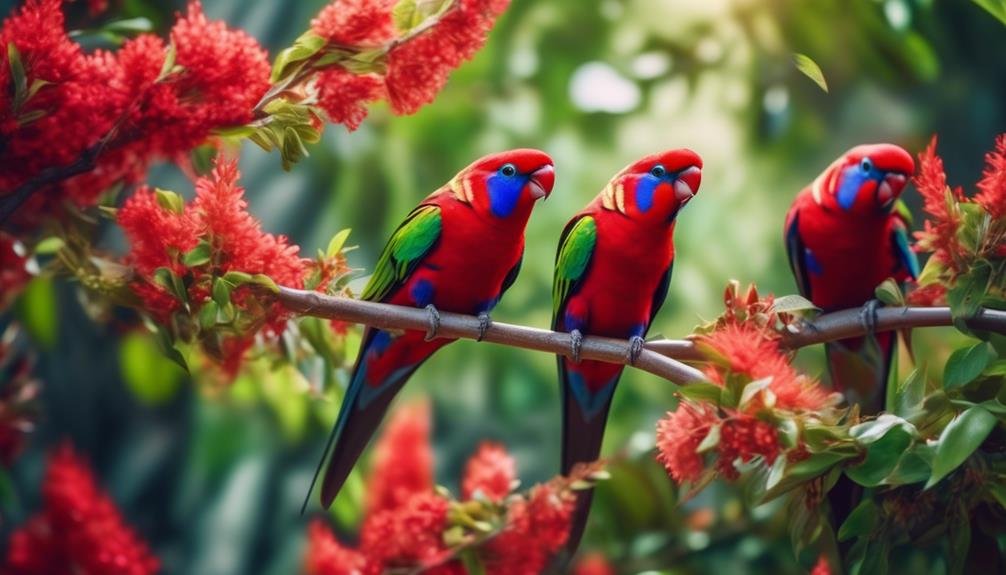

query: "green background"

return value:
[2, 0, 1004, 573]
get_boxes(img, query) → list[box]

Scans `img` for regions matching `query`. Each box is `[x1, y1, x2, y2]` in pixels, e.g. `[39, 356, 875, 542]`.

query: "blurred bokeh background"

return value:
[2, 0, 1004, 573]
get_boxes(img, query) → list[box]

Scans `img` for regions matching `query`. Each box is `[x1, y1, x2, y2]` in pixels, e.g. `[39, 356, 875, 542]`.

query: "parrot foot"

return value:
[476, 312, 492, 342]
[860, 299, 881, 335]
[569, 329, 584, 364]
[626, 336, 645, 365]
[424, 304, 441, 341]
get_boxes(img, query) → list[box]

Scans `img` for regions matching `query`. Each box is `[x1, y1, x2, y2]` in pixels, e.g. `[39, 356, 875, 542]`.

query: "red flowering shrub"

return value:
[573, 553, 616, 575]
[311, 0, 397, 46]
[656, 284, 837, 485]
[461, 441, 517, 501]
[366, 400, 434, 514]
[304, 403, 575, 574]
[911, 134, 1005, 312]
[4, 444, 159, 575]
[0, 1, 270, 229]
[117, 159, 319, 375]
[0, 326, 38, 466]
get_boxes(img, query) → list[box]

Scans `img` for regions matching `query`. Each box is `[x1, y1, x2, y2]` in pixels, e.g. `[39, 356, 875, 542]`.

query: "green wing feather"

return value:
[552, 216, 597, 327]
[891, 219, 920, 279]
[360, 205, 442, 302]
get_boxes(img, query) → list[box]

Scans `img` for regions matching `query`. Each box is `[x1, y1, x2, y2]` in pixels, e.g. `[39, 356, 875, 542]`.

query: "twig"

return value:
[277, 287, 1006, 385]
[277, 286, 706, 385]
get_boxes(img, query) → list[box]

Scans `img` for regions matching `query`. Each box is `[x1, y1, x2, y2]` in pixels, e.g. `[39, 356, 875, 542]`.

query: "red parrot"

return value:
[306, 149, 555, 510]
[785, 143, 918, 414]
[552, 149, 703, 554]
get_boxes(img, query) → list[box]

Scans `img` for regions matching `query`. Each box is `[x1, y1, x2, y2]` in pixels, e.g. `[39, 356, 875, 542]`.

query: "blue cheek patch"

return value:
[837, 166, 869, 210]
[634, 176, 659, 213]
[409, 279, 435, 307]
[487, 173, 528, 218]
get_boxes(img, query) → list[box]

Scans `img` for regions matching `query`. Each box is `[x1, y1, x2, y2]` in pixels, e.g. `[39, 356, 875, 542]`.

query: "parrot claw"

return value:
[627, 336, 645, 365]
[476, 312, 492, 342]
[860, 299, 881, 335]
[569, 329, 584, 364]
[424, 304, 441, 341]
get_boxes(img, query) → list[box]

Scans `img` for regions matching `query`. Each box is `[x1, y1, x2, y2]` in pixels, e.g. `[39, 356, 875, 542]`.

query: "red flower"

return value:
[360, 492, 457, 571]
[715, 413, 780, 480]
[118, 159, 307, 371]
[976, 134, 1006, 220]
[4, 444, 159, 575]
[481, 482, 574, 575]
[573, 553, 615, 575]
[810, 554, 831, 575]
[906, 283, 947, 306]
[366, 401, 434, 515]
[913, 136, 964, 269]
[700, 324, 830, 411]
[311, 0, 397, 46]
[315, 69, 385, 131]
[462, 441, 517, 502]
[384, 0, 510, 114]
[304, 520, 375, 575]
[655, 401, 717, 483]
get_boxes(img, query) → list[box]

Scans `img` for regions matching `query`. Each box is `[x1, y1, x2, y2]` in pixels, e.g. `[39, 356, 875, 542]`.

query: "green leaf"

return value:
[152, 325, 189, 373]
[846, 426, 913, 487]
[326, 229, 352, 258]
[677, 382, 722, 404]
[892, 367, 926, 418]
[926, 406, 997, 488]
[838, 499, 878, 542]
[157, 42, 178, 82]
[271, 31, 325, 82]
[793, 53, 828, 92]
[875, 278, 905, 306]
[947, 513, 971, 575]
[181, 241, 212, 268]
[120, 331, 184, 405]
[152, 267, 188, 304]
[772, 294, 820, 314]
[696, 424, 721, 453]
[103, 17, 153, 34]
[212, 278, 233, 307]
[198, 300, 219, 330]
[392, 0, 453, 32]
[850, 414, 916, 444]
[15, 277, 58, 349]
[739, 377, 773, 408]
[944, 342, 996, 390]
[947, 263, 992, 324]
[7, 43, 27, 110]
[154, 188, 185, 214]
[974, 0, 1006, 27]
[883, 448, 931, 485]
[33, 236, 65, 255]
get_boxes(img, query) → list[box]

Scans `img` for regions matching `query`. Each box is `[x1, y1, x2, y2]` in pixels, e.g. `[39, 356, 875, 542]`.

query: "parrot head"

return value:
[448, 149, 555, 220]
[600, 148, 703, 223]
[814, 143, 915, 214]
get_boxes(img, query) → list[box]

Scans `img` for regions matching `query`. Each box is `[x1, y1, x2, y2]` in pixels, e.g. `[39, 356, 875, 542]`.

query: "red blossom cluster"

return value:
[309, 0, 511, 128]
[572, 552, 616, 575]
[305, 401, 576, 574]
[913, 134, 1006, 274]
[656, 294, 835, 484]
[118, 159, 309, 374]
[0, 1, 270, 229]
[4, 444, 159, 575]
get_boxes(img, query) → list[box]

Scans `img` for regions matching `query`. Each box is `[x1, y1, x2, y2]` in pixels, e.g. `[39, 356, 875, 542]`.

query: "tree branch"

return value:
[276, 286, 707, 385]
[645, 306, 1006, 359]
[278, 287, 1006, 386]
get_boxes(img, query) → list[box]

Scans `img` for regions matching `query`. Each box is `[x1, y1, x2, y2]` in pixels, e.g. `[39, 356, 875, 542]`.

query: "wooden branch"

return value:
[645, 306, 1006, 359]
[278, 287, 1006, 387]
[277, 286, 707, 385]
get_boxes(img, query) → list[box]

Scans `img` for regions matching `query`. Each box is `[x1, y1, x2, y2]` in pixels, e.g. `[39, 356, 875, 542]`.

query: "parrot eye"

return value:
[500, 163, 517, 177]
[860, 158, 873, 173]
[650, 164, 666, 178]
